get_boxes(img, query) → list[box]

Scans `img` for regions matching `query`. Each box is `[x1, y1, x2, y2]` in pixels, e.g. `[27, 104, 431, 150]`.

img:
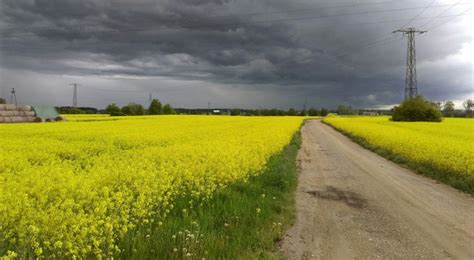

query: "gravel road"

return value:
[281, 120, 474, 259]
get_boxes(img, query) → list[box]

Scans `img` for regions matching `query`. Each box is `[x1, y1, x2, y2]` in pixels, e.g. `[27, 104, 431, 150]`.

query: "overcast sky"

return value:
[0, 0, 472, 109]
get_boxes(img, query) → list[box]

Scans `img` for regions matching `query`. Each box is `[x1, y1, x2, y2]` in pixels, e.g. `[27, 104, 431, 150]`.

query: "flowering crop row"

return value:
[0, 115, 303, 258]
[323, 116, 473, 184]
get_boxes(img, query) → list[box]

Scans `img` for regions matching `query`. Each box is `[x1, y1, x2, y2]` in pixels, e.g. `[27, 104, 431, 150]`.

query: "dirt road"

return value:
[281, 120, 474, 259]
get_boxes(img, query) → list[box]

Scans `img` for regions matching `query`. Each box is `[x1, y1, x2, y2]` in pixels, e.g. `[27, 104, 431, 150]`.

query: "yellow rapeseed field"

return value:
[323, 116, 474, 183]
[0, 115, 303, 258]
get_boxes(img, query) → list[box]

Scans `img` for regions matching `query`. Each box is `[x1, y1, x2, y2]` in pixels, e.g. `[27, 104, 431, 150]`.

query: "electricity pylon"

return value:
[10, 88, 17, 105]
[393, 28, 426, 100]
[70, 83, 80, 107]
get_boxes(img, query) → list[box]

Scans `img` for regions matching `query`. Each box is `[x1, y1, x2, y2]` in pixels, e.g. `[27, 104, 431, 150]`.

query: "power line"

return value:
[336, 35, 401, 59]
[80, 85, 143, 93]
[419, 0, 463, 28]
[301, 3, 471, 62]
[0, 1, 462, 32]
[425, 6, 473, 31]
[199, 1, 436, 20]
[399, 0, 436, 29]
[0, 12, 471, 54]
[1, 3, 472, 37]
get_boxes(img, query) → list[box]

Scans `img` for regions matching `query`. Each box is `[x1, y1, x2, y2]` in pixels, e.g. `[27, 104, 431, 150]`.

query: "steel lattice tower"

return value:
[10, 88, 17, 105]
[393, 28, 426, 100]
[70, 83, 80, 107]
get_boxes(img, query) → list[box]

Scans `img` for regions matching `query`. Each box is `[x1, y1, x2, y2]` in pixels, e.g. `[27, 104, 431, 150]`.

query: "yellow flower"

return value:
[34, 247, 43, 256]
[0, 115, 303, 257]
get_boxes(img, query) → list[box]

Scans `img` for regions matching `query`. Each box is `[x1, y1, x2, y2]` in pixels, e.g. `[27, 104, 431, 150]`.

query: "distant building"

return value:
[362, 111, 379, 116]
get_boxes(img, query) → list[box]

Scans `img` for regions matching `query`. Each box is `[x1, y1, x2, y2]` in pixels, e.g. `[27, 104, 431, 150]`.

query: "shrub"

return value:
[391, 96, 442, 122]
[57, 107, 85, 114]
[162, 104, 176, 115]
[307, 108, 320, 116]
[320, 108, 329, 116]
[105, 103, 122, 116]
[149, 99, 163, 115]
[121, 103, 145, 116]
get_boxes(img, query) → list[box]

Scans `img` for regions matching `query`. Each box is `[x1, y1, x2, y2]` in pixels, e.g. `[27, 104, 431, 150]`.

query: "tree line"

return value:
[105, 99, 176, 116]
[213, 108, 330, 116]
[334, 99, 473, 118]
[3, 96, 472, 118]
[53, 99, 176, 116]
[436, 100, 473, 118]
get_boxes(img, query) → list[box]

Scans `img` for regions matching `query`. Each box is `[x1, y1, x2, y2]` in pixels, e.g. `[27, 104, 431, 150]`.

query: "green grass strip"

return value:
[118, 132, 301, 259]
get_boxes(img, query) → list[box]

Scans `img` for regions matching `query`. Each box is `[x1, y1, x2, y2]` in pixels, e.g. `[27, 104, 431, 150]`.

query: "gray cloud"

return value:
[0, 0, 472, 109]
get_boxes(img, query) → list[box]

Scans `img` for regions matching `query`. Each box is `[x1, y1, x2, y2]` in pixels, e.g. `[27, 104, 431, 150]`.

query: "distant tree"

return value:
[392, 95, 442, 122]
[56, 107, 85, 114]
[121, 105, 131, 115]
[307, 108, 320, 116]
[162, 104, 176, 115]
[443, 101, 455, 117]
[105, 103, 121, 116]
[299, 109, 307, 116]
[148, 99, 163, 115]
[121, 103, 145, 116]
[78, 107, 98, 114]
[0, 97, 5, 104]
[320, 108, 329, 116]
[463, 99, 473, 118]
[230, 109, 241, 116]
[337, 105, 354, 115]
[287, 108, 297, 116]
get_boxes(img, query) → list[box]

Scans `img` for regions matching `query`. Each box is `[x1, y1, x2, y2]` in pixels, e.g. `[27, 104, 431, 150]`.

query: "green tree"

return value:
[443, 101, 455, 117]
[337, 105, 354, 115]
[230, 109, 241, 116]
[307, 108, 320, 116]
[148, 99, 162, 115]
[392, 95, 442, 122]
[320, 108, 329, 116]
[105, 103, 121, 116]
[463, 99, 473, 118]
[163, 104, 176, 115]
[57, 107, 85, 114]
[287, 108, 297, 116]
[0, 97, 5, 104]
[121, 103, 145, 116]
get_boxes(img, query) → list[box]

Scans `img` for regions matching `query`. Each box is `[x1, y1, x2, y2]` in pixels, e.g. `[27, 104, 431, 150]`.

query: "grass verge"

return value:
[322, 120, 474, 195]
[118, 132, 301, 259]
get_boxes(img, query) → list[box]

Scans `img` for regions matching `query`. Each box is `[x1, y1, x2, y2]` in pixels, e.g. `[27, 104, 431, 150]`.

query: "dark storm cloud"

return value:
[0, 0, 472, 108]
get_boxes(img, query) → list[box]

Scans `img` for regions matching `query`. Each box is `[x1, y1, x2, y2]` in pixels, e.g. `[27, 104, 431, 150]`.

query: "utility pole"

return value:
[70, 83, 80, 107]
[393, 28, 426, 100]
[10, 88, 17, 105]
[149, 92, 153, 104]
[208, 101, 211, 115]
